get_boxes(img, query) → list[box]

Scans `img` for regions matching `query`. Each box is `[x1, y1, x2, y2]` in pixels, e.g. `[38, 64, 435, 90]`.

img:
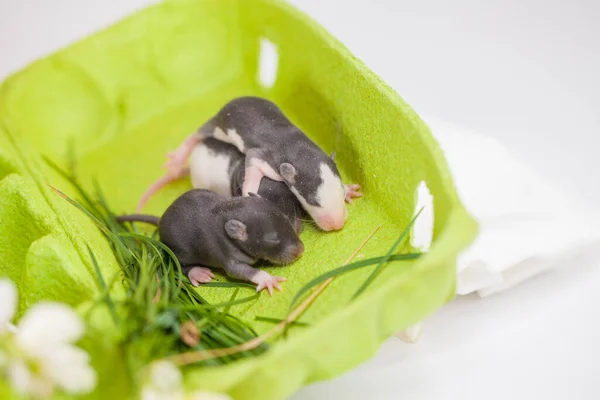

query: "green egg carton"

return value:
[0, 0, 477, 398]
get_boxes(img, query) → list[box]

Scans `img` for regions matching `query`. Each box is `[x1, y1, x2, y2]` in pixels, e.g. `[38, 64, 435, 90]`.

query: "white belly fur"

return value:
[189, 143, 232, 197]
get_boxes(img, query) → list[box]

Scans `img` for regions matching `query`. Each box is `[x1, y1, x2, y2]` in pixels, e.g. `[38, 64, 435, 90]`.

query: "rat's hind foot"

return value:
[344, 184, 363, 204]
[251, 270, 287, 296]
[187, 266, 215, 287]
[162, 134, 200, 177]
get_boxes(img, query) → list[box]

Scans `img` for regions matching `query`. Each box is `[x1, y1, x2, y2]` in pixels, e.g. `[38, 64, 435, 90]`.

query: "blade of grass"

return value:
[224, 288, 240, 314]
[289, 253, 420, 309]
[118, 232, 183, 282]
[43, 156, 103, 217]
[351, 207, 424, 300]
[254, 316, 310, 327]
[87, 245, 120, 326]
[143, 240, 174, 303]
[202, 282, 257, 290]
[49, 184, 131, 259]
[172, 293, 259, 310]
[83, 269, 124, 322]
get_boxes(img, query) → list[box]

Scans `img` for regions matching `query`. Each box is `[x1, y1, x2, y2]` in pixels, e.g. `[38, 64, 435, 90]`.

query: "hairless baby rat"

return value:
[118, 189, 304, 294]
[138, 96, 362, 231]
[138, 137, 307, 233]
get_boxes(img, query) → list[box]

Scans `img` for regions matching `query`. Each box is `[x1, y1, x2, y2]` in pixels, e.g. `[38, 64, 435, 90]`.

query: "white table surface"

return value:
[1, 1, 599, 399]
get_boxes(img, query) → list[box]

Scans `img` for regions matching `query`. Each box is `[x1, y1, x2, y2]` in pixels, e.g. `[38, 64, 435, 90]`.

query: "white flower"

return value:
[141, 360, 185, 400]
[0, 278, 97, 398]
[141, 360, 231, 400]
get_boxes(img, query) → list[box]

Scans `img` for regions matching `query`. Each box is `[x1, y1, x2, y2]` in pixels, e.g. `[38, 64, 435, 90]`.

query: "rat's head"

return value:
[223, 197, 304, 265]
[279, 151, 347, 231]
[252, 178, 306, 234]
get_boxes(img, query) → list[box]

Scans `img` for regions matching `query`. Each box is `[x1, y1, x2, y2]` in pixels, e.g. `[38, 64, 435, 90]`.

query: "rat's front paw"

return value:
[344, 184, 363, 204]
[187, 266, 215, 287]
[251, 270, 287, 295]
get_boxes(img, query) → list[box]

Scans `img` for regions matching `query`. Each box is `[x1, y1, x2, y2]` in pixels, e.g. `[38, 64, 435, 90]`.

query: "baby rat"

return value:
[140, 96, 362, 231]
[118, 189, 304, 294]
[138, 137, 307, 233]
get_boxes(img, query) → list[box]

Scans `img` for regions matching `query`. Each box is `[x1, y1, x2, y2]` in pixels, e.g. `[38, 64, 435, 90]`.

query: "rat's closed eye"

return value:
[263, 232, 280, 245]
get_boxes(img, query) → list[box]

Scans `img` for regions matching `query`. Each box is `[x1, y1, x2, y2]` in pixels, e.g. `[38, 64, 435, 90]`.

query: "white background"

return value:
[1, 1, 599, 399]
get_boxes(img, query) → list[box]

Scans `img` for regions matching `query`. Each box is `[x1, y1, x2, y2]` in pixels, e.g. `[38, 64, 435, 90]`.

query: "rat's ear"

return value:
[224, 220, 248, 241]
[330, 151, 336, 161]
[279, 163, 297, 185]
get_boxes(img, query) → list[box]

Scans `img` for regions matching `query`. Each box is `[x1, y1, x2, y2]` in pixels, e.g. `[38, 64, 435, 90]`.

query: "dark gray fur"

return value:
[197, 96, 343, 207]
[116, 189, 303, 283]
[200, 137, 307, 233]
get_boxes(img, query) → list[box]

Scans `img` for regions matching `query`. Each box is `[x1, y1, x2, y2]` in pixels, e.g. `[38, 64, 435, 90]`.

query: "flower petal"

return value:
[7, 359, 33, 394]
[5, 322, 18, 333]
[16, 302, 84, 353]
[40, 344, 97, 394]
[141, 387, 163, 400]
[142, 387, 185, 400]
[0, 278, 18, 329]
[7, 359, 54, 398]
[187, 391, 232, 400]
[149, 360, 183, 392]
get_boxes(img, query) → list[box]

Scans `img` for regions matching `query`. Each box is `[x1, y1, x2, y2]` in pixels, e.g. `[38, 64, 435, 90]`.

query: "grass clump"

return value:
[45, 157, 268, 374]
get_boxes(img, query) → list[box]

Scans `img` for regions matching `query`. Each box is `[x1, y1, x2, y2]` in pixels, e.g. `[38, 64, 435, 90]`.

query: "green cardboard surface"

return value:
[0, 0, 477, 399]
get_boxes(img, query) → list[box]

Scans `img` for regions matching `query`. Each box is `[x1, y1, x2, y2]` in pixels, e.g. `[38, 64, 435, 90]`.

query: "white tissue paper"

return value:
[413, 117, 600, 298]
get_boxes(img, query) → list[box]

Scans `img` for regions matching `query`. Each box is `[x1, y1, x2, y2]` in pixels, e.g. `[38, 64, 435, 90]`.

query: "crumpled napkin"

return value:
[399, 116, 600, 343]
[425, 117, 600, 298]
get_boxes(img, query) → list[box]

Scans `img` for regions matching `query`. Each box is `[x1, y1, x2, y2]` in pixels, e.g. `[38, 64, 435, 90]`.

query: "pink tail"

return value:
[136, 166, 190, 212]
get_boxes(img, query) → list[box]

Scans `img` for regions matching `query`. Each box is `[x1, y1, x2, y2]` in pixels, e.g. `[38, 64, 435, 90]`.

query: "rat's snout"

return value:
[317, 213, 346, 231]
[282, 242, 304, 263]
[294, 242, 304, 258]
